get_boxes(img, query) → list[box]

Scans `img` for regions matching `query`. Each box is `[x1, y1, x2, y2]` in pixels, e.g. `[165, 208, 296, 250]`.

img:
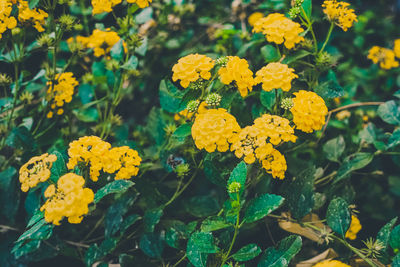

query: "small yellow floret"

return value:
[248, 12, 264, 26]
[127, 0, 152, 8]
[322, 0, 357, 32]
[395, 39, 400, 59]
[261, 149, 287, 179]
[18, 0, 48, 32]
[172, 54, 215, 88]
[313, 260, 350, 267]
[291, 90, 328, 133]
[0, 0, 17, 39]
[252, 13, 304, 49]
[367, 46, 399, 70]
[103, 146, 142, 180]
[47, 72, 78, 116]
[345, 214, 362, 240]
[255, 62, 298, 92]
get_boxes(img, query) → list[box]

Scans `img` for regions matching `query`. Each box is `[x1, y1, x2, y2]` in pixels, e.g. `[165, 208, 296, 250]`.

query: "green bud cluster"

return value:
[281, 98, 294, 110]
[205, 93, 222, 107]
[289, 0, 304, 19]
[228, 182, 241, 194]
[216, 56, 229, 67]
[0, 73, 12, 86]
[187, 100, 200, 113]
[59, 15, 76, 31]
[175, 163, 190, 178]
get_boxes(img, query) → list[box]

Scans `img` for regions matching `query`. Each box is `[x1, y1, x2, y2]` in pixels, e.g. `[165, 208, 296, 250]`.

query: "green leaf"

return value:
[186, 231, 219, 267]
[105, 193, 138, 237]
[258, 235, 302, 267]
[186, 238, 208, 267]
[326, 197, 351, 236]
[172, 123, 192, 138]
[392, 254, 400, 266]
[227, 161, 247, 199]
[49, 151, 67, 183]
[159, 79, 185, 113]
[121, 56, 138, 70]
[110, 40, 124, 61]
[323, 135, 345, 163]
[200, 216, 231, 232]
[388, 128, 400, 149]
[29, 0, 40, 9]
[359, 123, 376, 144]
[377, 101, 400, 125]
[85, 238, 118, 266]
[120, 214, 141, 234]
[335, 152, 374, 183]
[143, 208, 163, 233]
[79, 83, 94, 104]
[301, 0, 312, 18]
[0, 167, 19, 221]
[73, 107, 99, 122]
[389, 225, 400, 250]
[140, 232, 164, 258]
[185, 195, 220, 218]
[232, 244, 262, 262]
[282, 166, 315, 219]
[13, 240, 41, 259]
[6, 126, 36, 150]
[203, 159, 226, 187]
[261, 45, 280, 62]
[377, 217, 398, 251]
[282, 50, 311, 64]
[260, 90, 278, 111]
[27, 211, 44, 228]
[244, 193, 284, 223]
[94, 180, 135, 204]
[315, 71, 344, 99]
[16, 219, 53, 243]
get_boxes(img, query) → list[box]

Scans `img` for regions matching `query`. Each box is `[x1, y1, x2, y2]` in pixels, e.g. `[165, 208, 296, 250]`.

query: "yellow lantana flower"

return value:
[18, 0, 48, 32]
[255, 62, 298, 92]
[313, 260, 350, 267]
[322, 0, 357, 32]
[261, 149, 287, 179]
[103, 146, 142, 180]
[394, 39, 400, 59]
[248, 12, 264, 26]
[252, 13, 304, 49]
[345, 214, 362, 240]
[172, 54, 215, 88]
[0, 0, 17, 39]
[368, 46, 399, 70]
[46, 72, 78, 118]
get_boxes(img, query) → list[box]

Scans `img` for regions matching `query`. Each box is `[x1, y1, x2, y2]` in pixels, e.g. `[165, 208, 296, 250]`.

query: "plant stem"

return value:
[319, 22, 334, 54]
[300, 6, 318, 53]
[172, 254, 187, 267]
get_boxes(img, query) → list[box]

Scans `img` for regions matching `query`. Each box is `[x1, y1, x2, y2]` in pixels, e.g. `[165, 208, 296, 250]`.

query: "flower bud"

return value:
[205, 93, 222, 107]
[228, 182, 241, 194]
[186, 100, 200, 113]
[281, 98, 294, 110]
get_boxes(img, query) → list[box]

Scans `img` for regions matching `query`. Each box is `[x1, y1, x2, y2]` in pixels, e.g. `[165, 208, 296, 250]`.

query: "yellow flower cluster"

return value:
[174, 102, 207, 121]
[345, 214, 362, 240]
[40, 173, 94, 225]
[92, 0, 151, 14]
[0, 0, 17, 39]
[313, 260, 350, 267]
[395, 39, 400, 59]
[218, 56, 255, 97]
[19, 153, 57, 192]
[191, 108, 241, 153]
[230, 114, 296, 179]
[46, 72, 78, 118]
[68, 29, 125, 57]
[367, 46, 399, 70]
[322, 0, 357, 31]
[67, 136, 142, 181]
[248, 12, 264, 27]
[18, 0, 48, 32]
[291, 90, 328, 133]
[172, 54, 215, 88]
[252, 13, 304, 49]
[255, 62, 298, 92]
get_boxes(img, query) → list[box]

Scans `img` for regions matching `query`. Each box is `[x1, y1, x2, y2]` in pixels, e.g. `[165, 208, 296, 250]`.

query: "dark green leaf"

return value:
[85, 239, 118, 267]
[323, 135, 345, 163]
[200, 216, 231, 232]
[140, 232, 164, 259]
[261, 45, 280, 62]
[49, 151, 67, 183]
[185, 195, 220, 217]
[159, 80, 185, 113]
[392, 254, 400, 266]
[13, 240, 41, 259]
[29, 0, 40, 9]
[5, 126, 36, 150]
[73, 107, 99, 122]
[120, 214, 141, 234]
[172, 123, 192, 138]
[121, 56, 139, 70]
[110, 40, 124, 61]
[17, 219, 53, 243]
[0, 167, 19, 221]
[227, 161, 247, 198]
[188, 232, 219, 254]
[335, 152, 374, 183]
[232, 244, 262, 262]
[94, 180, 135, 204]
[388, 129, 400, 149]
[282, 50, 311, 64]
[203, 160, 226, 187]
[27, 211, 44, 228]
[315, 71, 344, 99]
[282, 166, 315, 219]
[144, 208, 163, 233]
[377, 101, 400, 125]
[377, 217, 398, 251]
[244, 193, 284, 223]
[326, 197, 351, 236]
[301, 0, 312, 18]
[258, 235, 302, 267]
[260, 90, 277, 111]
[389, 225, 400, 250]
[105, 193, 138, 237]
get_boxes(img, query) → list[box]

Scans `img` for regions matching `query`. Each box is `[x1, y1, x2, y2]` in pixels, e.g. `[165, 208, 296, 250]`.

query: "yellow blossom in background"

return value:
[218, 56, 254, 97]
[18, 0, 48, 32]
[67, 136, 112, 182]
[127, 0, 152, 8]
[92, 0, 121, 15]
[40, 173, 94, 225]
[261, 149, 287, 179]
[345, 214, 362, 240]
[394, 39, 400, 58]
[322, 0, 357, 31]
[46, 72, 78, 118]
[191, 108, 240, 153]
[172, 54, 215, 88]
[103, 146, 142, 180]
[255, 62, 298, 92]
[252, 13, 304, 49]
[291, 90, 328, 133]
[0, 0, 17, 39]
[248, 12, 264, 26]
[19, 153, 57, 192]
[253, 114, 297, 145]
[313, 260, 350, 267]
[368, 46, 399, 70]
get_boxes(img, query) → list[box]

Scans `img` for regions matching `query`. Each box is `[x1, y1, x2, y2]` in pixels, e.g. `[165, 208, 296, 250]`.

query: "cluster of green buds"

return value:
[59, 15, 76, 31]
[215, 56, 229, 67]
[105, 59, 120, 72]
[228, 182, 241, 194]
[316, 51, 335, 70]
[361, 238, 384, 258]
[281, 98, 294, 110]
[186, 100, 200, 113]
[175, 163, 190, 178]
[190, 78, 205, 90]
[205, 93, 222, 107]
[19, 91, 34, 104]
[126, 34, 142, 53]
[164, 123, 177, 136]
[0, 73, 12, 87]
[37, 34, 54, 47]
[289, 0, 304, 19]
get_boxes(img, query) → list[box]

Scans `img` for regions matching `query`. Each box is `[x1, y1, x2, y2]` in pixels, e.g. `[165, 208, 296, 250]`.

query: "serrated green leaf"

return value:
[110, 40, 124, 61]
[244, 193, 284, 223]
[105, 193, 138, 237]
[323, 135, 345, 163]
[49, 151, 67, 183]
[227, 161, 247, 198]
[94, 180, 135, 204]
[258, 235, 302, 267]
[140, 232, 164, 259]
[359, 123, 376, 144]
[377, 101, 400, 125]
[185, 195, 220, 218]
[232, 243, 262, 262]
[200, 216, 231, 232]
[261, 45, 280, 62]
[159, 80, 185, 113]
[6, 126, 36, 150]
[282, 166, 315, 219]
[188, 232, 219, 254]
[172, 123, 192, 138]
[13, 240, 41, 259]
[315, 71, 344, 99]
[388, 128, 400, 149]
[377, 217, 398, 251]
[335, 152, 374, 183]
[203, 159, 226, 187]
[144, 208, 163, 233]
[326, 197, 351, 236]
[389, 225, 400, 250]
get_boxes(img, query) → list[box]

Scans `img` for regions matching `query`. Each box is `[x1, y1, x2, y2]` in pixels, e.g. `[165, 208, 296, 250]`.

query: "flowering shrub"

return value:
[1, 0, 400, 266]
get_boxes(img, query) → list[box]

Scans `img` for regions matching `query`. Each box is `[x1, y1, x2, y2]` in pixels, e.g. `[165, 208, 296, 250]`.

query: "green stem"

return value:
[300, 6, 318, 53]
[319, 22, 334, 55]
